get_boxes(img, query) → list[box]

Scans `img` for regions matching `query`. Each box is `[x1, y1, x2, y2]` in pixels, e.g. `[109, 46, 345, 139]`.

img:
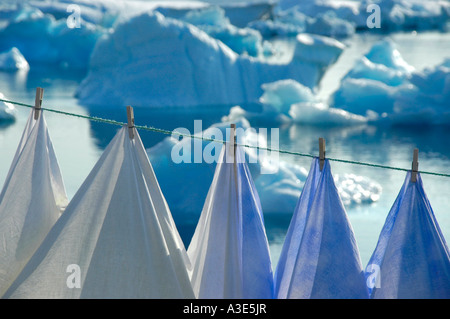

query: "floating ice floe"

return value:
[223, 79, 367, 126]
[332, 38, 450, 125]
[0, 47, 29, 72]
[249, 7, 356, 38]
[76, 11, 345, 108]
[146, 118, 382, 218]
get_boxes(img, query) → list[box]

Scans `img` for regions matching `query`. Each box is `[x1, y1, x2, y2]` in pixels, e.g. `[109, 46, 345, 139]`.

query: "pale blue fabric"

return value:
[274, 158, 368, 299]
[188, 145, 274, 299]
[365, 172, 450, 299]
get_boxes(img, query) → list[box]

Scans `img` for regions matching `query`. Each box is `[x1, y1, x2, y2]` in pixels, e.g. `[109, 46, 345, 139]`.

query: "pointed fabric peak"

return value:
[1, 110, 67, 211]
[275, 158, 368, 299]
[0, 110, 67, 297]
[365, 172, 450, 299]
[188, 144, 274, 299]
[4, 126, 194, 299]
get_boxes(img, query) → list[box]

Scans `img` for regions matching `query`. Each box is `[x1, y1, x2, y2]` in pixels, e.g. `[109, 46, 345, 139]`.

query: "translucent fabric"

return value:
[274, 158, 368, 299]
[4, 127, 194, 299]
[0, 110, 67, 297]
[187, 144, 274, 299]
[365, 172, 450, 299]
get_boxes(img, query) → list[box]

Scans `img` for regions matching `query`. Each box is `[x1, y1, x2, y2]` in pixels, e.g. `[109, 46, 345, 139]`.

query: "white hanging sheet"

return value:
[366, 172, 450, 299]
[274, 158, 368, 299]
[0, 110, 67, 297]
[4, 126, 194, 299]
[187, 144, 274, 299]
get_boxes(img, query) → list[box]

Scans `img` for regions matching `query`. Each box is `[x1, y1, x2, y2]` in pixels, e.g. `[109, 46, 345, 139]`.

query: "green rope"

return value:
[2, 97, 450, 178]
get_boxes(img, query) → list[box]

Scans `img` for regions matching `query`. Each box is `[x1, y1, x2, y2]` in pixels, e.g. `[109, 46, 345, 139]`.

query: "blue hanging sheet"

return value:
[188, 144, 274, 299]
[275, 158, 368, 299]
[365, 172, 450, 299]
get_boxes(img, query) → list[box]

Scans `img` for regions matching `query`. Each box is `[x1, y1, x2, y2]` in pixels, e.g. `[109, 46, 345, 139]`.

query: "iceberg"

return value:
[0, 92, 16, 122]
[233, 79, 367, 126]
[0, 47, 29, 71]
[249, 7, 355, 38]
[332, 39, 450, 125]
[276, 0, 450, 32]
[154, 1, 274, 29]
[75, 11, 345, 107]
[178, 6, 269, 57]
[288, 102, 368, 126]
[0, 5, 104, 69]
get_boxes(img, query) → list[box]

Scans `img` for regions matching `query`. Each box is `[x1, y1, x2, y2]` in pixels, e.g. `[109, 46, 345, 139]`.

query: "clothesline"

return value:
[2, 97, 450, 179]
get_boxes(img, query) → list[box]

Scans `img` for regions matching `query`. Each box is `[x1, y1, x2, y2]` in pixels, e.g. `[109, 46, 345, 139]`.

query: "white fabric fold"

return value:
[4, 126, 194, 299]
[0, 110, 68, 297]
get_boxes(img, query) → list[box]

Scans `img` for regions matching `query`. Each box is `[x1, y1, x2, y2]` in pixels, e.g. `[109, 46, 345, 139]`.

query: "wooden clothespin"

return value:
[411, 148, 419, 183]
[126, 105, 135, 139]
[319, 137, 326, 171]
[34, 87, 44, 120]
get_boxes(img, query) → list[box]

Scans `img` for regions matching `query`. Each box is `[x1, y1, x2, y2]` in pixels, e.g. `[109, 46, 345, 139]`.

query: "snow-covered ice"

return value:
[332, 38, 450, 125]
[0, 92, 15, 122]
[276, 0, 450, 31]
[249, 7, 356, 38]
[0, 5, 103, 69]
[224, 79, 367, 126]
[76, 11, 345, 108]
[177, 5, 270, 57]
[0, 47, 29, 72]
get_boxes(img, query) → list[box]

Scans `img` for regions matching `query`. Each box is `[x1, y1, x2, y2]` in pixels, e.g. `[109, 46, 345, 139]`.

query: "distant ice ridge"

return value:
[176, 5, 272, 57]
[248, 7, 356, 38]
[332, 38, 450, 125]
[223, 37, 450, 127]
[276, 0, 450, 31]
[76, 11, 345, 107]
[146, 118, 382, 217]
[0, 4, 104, 69]
[222, 79, 367, 126]
[0, 47, 29, 71]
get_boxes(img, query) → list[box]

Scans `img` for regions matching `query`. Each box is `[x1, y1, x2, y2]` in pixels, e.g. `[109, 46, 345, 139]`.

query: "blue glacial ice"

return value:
[223, 79, 367, 126]
[276, 0, 450, 31]
[332, 38, 450, 125]
[0, 4, 104, 69]
[0, 92, 15, 122]
[75, 11, 346, 108]
[177, 5, 271, 57]
[248, 7, 356, 38]
[0, 47, 29, 72]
